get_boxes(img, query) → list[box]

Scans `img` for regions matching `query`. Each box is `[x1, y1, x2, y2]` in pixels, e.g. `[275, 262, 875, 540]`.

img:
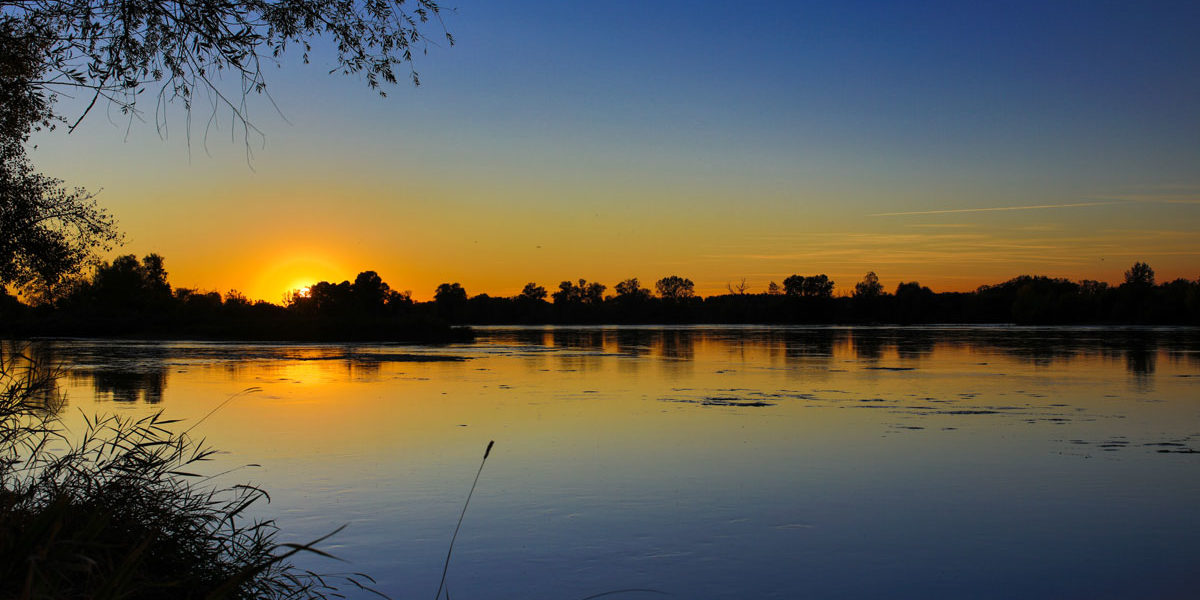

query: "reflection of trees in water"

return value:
[512, 329, 550, 348]
[1, 341, 66, 413]
[851, 331, 885, 361]
[1124, 344, 1156, 390]
[84, 344, 171, 404]
[656, 330, 695, 361]
[846, 329, 935, 363]
[552, 329, 605, 351]
[14, 341, 173, 405]
[344, 357, 382, 380]
[943, 328, 1193, 382]
[549, 329, 606, 372]
[895, 332, 936, 360]
[90, 369, 167, 403]
[643, 329, 696, 378]
[781, 329, 838, 364]
[1164, 348, 1199, 368]
[613, 329, 654, 357]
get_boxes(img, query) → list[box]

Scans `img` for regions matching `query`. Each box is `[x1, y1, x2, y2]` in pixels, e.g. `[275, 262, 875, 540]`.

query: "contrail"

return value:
[868, 201, 1118, 217]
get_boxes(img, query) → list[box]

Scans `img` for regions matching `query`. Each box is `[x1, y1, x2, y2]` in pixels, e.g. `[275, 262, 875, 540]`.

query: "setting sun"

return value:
[248, 252, 349, 302]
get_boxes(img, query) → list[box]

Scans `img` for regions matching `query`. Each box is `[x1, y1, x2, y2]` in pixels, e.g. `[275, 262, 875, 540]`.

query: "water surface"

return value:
[21, 326, 1200, 599]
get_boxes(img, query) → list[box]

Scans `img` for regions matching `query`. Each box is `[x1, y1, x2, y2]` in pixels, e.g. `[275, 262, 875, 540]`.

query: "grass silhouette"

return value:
[0, 345, 378, 599]
[435, 440, 493, 600]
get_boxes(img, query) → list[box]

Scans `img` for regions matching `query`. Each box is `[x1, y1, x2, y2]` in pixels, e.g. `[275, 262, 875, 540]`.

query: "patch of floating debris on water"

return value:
[1059, 434, 1200, 455]
[660, 396, 776, 407]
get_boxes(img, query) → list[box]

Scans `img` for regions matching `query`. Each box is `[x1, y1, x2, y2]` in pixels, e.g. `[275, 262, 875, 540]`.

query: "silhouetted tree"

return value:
[224, 289, 250, 307]
[583, 281, 605, 304]
[351, 271, 390, 314]
[309, 280, 353, 314]
[1, 24, 121, 293]
[140, 254, 169, 295]
[386, 289, 414, 309]
[803, 274, 834, 298]
[1113, 262, 1157, 322]
[93, 256, 147, 306]
[552, 279, 605, 305]
[615, 278, 651, 301]
[655, 276, 694, 301]
[552, 281, 578, 304]
[726, 278, 750, 295]
[519, 282, 547, 302]
[854, 272, 883, 298]
[783, 274, 805, 297]
[1080, 280, 1108, 295]
[894, 281, 935, 323]
[434, 282, 467, 321]
[766, 281, 782, 295]
[3, 0, 451, 138]
[784, 274, 834, 298]
[1123, 262, 1155, 288]
[434, 283, 467, 303]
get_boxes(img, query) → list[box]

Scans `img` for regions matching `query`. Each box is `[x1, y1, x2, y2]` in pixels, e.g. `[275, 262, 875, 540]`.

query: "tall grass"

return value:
[0, 343, 378, 599]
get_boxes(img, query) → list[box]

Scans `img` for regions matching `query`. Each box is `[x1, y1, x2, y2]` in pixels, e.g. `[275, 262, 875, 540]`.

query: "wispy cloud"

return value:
[1090, 195, 1200, 205]
[868, 201, 1119, 217]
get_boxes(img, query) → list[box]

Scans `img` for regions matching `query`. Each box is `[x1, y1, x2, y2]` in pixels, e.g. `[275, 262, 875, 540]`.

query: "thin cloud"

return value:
[1091, 195, 1200, 205]
[868, 201, 1118, 217]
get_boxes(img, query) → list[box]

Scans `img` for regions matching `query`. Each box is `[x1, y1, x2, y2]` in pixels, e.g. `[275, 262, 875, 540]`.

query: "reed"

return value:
[434, 440, 494, 600]
[0, 345, 375, 600]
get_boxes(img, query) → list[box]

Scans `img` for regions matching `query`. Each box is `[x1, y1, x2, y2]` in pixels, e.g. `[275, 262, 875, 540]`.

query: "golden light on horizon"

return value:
[250, 252, 348, 303]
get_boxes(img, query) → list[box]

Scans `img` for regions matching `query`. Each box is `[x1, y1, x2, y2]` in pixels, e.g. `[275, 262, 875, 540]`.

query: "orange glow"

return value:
[251, 253, 347, 303]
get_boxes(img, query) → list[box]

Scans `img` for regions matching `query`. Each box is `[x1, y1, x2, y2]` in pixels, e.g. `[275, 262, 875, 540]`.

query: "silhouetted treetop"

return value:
[854, 272, 883, 298]
[435, 282, 467, 304]
[351, 270, 391, 313]
[784, 274, 834, 298]
[553, 279, 605, 305]
[655, 276, 694, 301]
[615, 278, 651, 301]
[519, 282, 547, 302]
[1124, 262, 1155, 287]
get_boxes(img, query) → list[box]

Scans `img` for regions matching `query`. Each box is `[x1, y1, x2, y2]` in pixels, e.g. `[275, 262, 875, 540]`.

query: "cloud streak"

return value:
[868, 201, 1119, 217]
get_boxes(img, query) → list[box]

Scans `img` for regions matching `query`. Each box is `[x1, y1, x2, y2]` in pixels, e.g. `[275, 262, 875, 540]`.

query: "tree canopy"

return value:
[1, 0, 451, 131]
[1, 20, 120, 292]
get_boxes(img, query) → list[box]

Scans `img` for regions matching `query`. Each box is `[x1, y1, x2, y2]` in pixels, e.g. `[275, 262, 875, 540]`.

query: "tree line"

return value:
[2, 257, 1197, 339]
[0, 255, 467, 341]
[423, 263, 1198, 325]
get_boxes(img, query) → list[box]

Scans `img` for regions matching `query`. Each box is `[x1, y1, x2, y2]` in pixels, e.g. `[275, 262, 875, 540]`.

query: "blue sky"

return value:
[31, 0, 1200, 299]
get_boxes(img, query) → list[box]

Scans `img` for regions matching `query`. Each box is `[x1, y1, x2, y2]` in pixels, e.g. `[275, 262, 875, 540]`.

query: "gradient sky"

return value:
[30, 0, 1200, 301]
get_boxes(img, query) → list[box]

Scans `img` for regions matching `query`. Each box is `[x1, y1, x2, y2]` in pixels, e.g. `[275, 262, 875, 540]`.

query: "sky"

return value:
[29, 0, 1200, 301]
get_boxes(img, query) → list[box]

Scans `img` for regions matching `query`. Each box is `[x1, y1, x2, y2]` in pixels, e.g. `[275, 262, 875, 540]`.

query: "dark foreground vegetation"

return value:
[2, 258, 1197, 337]
[0, 346, 375, 599]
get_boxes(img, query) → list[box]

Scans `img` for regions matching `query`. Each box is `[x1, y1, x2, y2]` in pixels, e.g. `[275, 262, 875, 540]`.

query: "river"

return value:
[14, 326, 1200, 599]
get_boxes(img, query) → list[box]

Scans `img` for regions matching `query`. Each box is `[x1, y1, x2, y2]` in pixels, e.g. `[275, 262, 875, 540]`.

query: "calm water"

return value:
[17, 327, 1200, 599]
